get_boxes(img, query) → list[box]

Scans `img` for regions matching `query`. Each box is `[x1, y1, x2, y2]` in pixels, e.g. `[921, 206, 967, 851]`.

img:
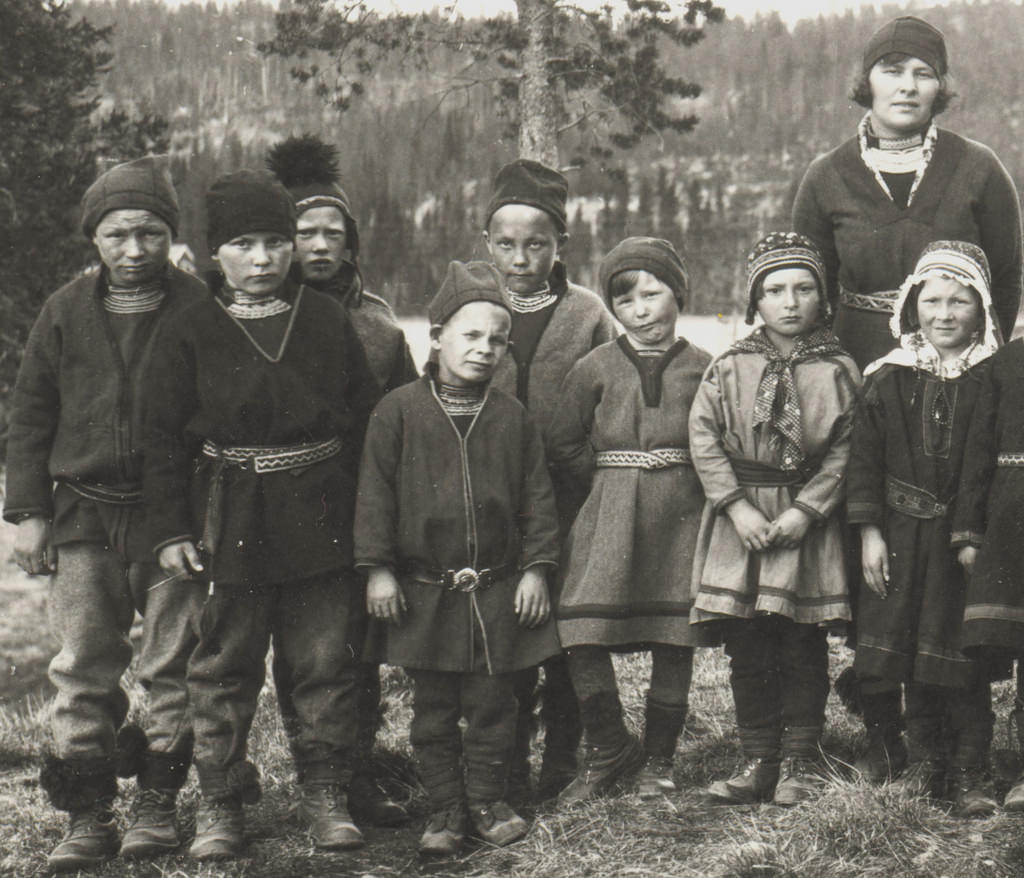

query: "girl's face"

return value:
[610, 270, 679, 350]
[868, 54, 940, 138]
[916, 275, 981, 358]
[757, 268, 821, 346]
[214, 231, 293, 296]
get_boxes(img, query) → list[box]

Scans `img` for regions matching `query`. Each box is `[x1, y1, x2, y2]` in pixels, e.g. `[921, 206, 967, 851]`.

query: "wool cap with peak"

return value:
[745, 231, 827, 324]
[206, 169, 296, 254]
[599, 237, 688, 309]
[81, 155, 179, 238]
[862, 15, 947, 75]
[428, 260, 510, 326]
[485, 159, 568, 233]
[266, 133, 360, 258]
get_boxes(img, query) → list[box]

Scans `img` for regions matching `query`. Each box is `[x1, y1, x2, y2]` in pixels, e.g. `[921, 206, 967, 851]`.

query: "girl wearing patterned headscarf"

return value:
[849, 240, 1002, 817]
[689, 232, 861, 806]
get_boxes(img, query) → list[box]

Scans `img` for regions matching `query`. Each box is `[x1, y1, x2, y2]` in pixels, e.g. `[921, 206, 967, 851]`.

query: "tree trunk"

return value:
[515, 0, 559, 166]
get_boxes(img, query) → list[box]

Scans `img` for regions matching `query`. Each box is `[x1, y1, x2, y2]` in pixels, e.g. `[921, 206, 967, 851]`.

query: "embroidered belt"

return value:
[404, 562, 514, 593]
[885, 475, 950, 519]
[595, 448, 692, 470]
[838, 287, 900, 314]
[62, 478, 143, 505]
[997, 453, 1024, 467]
[201, 437, 342, 473]
[730, 457, 808, 488]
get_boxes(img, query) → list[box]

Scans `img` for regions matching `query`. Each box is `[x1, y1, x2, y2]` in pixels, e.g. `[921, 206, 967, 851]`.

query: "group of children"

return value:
[8, 142, 1024, 871]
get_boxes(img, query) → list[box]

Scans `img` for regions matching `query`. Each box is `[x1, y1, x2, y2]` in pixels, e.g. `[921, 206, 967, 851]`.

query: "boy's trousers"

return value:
[187, 570, 363, 796]
[407, 669, 516, 808]
[48, 541, 197, 763]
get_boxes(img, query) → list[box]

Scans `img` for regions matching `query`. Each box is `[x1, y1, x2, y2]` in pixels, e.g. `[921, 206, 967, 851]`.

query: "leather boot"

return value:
[854, 689, 906, 783]
[536, 658, 582, 800]
[297, 783, 365, 850]
[635, 694, 687, 798]
[47, 796, 119, 872]
[419, 801, 467, 856]
[951, 766, 998, 817]
[707, 757, 780, 804]
[467, 800, 528, 846]
[189, 795, 244, 861]
[347, 771, 409, 827]
[558, 691, 642, 805]
[773, 757, 826, 805]
[121, 749, 191, 857]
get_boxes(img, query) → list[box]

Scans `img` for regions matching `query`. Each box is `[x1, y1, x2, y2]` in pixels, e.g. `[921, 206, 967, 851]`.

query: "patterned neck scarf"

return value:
[729, 326, 846, 470]
[859, 113, 938, 207]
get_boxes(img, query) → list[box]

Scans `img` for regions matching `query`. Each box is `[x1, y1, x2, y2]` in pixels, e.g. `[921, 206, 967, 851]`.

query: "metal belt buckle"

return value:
[450, 567, 481, 592]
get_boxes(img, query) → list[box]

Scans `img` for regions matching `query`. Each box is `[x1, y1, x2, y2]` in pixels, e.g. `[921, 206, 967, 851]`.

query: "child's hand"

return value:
[860, 525, 890, 598]
[726, 499, 773, 551]
[367, 566, 406, 624]
[157, 540, 204, 579]
[14, 515, 55, 575]
[958, 545, 979, 578]
[515, 566, 550, 628]
[766, 508, 812, 548]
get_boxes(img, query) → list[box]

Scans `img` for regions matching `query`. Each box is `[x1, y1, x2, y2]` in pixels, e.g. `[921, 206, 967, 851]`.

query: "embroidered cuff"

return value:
[950, 530, 985, 549]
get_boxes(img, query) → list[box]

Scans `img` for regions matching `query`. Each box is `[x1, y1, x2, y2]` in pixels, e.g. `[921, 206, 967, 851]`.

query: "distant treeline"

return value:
[70, 0, 1024, 315]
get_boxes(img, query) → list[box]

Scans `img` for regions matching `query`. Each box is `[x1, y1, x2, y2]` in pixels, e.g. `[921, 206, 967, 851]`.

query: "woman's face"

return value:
[868, 55, 940, 138]
[916, 275, 981, 358]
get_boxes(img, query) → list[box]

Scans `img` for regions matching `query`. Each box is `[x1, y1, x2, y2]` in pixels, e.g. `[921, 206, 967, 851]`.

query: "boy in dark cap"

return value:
[482, 158, 617, 799]
[4, 156, 207, 871]
[266, 134, 415, 827]
[355, 261, 561, 854]
[142, 169, 380, 860]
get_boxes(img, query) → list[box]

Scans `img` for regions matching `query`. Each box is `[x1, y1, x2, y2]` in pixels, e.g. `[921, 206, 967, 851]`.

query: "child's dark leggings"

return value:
[723, 614, 829, 760]
[566, 644, 693, 709]
[904, 679, 993, 768]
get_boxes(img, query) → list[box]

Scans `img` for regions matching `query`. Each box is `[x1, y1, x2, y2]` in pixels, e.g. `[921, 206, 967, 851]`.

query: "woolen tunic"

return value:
[689, 342, 860, 626]
[793, 130, 1023, 369]
[849, 363, 988, 687]
[547, 336, 710, 647]
[142, 279, 380, 587]
[954, 339, 1024, 656]
[354, 376, 561, 673]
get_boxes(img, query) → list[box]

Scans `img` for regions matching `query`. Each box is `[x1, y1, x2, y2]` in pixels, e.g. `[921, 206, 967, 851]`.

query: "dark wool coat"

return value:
[793, 129, 1023, 369]
[848, 363, 990, 688]
[954, 339, 1024, 657]
[4, 265, 207, 557]
[547, 337, 711, 648]
[354, 376, 561, 673]
[142, 279, 380, 587]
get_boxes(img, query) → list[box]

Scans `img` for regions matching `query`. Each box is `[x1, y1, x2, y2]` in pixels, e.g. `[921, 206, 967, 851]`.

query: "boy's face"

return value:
[213, 231, 294, 296]
[431, 301, 511, 387]
[484, 204, 566, 295]
[295, 205, 348, 283]
[93, 209, 172, 287]
[916, 275, 981, 356]
[611, 270, 679, 350]
[756, 267, 821, 341]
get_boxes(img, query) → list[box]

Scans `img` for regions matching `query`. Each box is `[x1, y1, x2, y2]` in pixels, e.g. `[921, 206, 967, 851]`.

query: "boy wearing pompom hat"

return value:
[141, 168, 381, 859]
[4, 156, 206, 871]
[547, 237, 711, 802]
[690, 232, 860, 806]
[267, 133, 415, 827]
[354, 261, 561, 854]
[483, 157, 617, 800]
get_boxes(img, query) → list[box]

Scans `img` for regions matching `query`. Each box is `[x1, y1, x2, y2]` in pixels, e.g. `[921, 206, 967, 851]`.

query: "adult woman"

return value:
[793, 15, 1022, 371]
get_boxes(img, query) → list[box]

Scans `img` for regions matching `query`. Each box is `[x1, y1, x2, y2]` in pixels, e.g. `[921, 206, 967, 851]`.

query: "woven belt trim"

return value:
[885, 475, 949, 519]
[62, 478, 143, 505]
[201, 437, 342, 473]
[404, 562, 514, 592]
[595, 448, 692, 470]
[997, 453, 1024, 467]
[838, 288, 900, 314]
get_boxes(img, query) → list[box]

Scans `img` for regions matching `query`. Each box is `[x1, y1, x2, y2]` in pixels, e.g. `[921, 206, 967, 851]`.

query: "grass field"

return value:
[3, 511, 1024, 878]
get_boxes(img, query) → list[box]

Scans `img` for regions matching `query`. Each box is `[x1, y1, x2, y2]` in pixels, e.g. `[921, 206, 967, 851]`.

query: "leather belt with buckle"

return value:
[405, 563, 513, 592]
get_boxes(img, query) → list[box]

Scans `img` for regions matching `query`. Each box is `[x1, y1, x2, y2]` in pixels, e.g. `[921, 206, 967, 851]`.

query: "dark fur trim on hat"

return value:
[115, 724, 149, 778]
[834, 667, 863, 717]
[226, 760, 262, 805]
[39, 754, 117, 812]
[267, 134, 341, 188]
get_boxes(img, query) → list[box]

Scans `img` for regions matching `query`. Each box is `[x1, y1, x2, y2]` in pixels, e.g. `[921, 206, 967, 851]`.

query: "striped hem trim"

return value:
[557, 601, 692, 620]
[964, 604, 1024, 624]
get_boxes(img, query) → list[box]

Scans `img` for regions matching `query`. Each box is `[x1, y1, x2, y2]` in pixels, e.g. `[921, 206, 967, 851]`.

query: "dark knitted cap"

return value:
[485, 159, 568, 232]
[599, 237, 688, 309]
[266, 134, 360, 258]
[206, 170, 296, 253]
[863, 16, 947, 75]
[745, 231, 827, 324]
[428, 261, 510, 326]
[81, 155, 179, 237]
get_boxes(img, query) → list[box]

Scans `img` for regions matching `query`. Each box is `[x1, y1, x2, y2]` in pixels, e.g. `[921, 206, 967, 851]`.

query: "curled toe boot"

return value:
[468, 800, 528, 846]
[419, 802, 467, 856]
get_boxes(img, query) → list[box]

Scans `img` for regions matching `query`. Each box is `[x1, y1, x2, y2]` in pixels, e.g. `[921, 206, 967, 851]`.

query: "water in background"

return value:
[400, 313, 747, 372]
